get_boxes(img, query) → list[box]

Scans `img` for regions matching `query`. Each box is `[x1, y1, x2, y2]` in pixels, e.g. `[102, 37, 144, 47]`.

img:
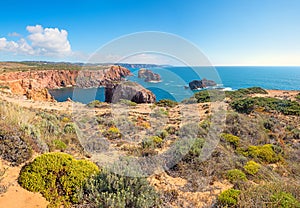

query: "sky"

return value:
[0, 0, 300, 66]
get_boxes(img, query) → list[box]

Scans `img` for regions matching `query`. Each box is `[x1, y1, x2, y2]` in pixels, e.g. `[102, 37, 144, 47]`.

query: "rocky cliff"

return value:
[0, 65, 132, 101]
[105, 82, 156, 104]
[138, 68, 161, 82]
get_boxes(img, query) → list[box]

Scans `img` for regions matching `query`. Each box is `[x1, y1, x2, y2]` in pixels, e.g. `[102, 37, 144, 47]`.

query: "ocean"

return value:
[49, 66, 300, 103]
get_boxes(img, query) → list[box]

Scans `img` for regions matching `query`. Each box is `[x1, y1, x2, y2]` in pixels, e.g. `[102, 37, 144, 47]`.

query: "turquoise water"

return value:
[49, 66, 300, 103]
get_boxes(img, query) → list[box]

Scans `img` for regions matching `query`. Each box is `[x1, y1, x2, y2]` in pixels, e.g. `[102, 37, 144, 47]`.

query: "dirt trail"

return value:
[0, 160, 48, 208]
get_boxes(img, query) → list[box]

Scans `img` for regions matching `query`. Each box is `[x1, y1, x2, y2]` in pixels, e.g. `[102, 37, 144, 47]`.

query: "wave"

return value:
[221, 87, 233, 91]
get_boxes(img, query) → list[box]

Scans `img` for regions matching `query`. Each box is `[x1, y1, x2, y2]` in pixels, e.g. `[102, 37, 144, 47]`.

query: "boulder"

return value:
[105, 82, 156, 104]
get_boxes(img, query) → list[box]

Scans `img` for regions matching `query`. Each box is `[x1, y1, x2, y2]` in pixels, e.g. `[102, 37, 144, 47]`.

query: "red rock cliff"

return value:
[0, 65, 132, 101]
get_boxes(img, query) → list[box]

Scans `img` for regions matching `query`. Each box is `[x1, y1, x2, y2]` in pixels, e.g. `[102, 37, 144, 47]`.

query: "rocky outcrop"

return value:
[138, 68, 161, 82]
[0, 65, 132, 101]
[105, 82, 156, 104]
[189, 78, 217, 90]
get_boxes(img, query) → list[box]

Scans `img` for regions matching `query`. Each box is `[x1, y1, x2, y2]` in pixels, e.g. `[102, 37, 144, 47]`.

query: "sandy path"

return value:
[0, 161, 48, 208]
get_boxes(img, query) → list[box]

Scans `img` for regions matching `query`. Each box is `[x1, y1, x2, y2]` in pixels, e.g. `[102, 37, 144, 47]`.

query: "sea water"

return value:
[49, 66, 300, 104]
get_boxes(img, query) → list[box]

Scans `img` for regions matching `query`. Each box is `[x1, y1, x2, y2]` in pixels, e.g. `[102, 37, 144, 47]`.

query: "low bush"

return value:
[193, 90, 224, 103]
[63, 123, 77, 134]
[119, 99, 137, 106]
[231, 97, 300, 116]
[230, 98, 255, 114]
[221, 133, 240, 148]
[188, 138, 205, 158]
[18, 152, 99, 207]
[226, 169, 247, 183]
[271, 192, 300, 208]
[243, 144, 281, 163]
[296, 93, 300, 100]
[52, 139, 67, 151]
[226, 87, 267, 99]
[218, 188, 241, 207]
[238, 182, 300, 207]
[80, 168, 160, 208]
[156, 99, 178, 108]
[103, 127, 122, 139]
[243, 160, 261, 175]
[86, 100, 104, 108]
[142, 136, 163, 149]
[0, 131, 32, 166]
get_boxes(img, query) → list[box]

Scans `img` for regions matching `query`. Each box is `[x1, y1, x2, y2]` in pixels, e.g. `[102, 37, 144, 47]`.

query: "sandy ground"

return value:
[253, 89, 299, 100]
[0, 160, 48, 208]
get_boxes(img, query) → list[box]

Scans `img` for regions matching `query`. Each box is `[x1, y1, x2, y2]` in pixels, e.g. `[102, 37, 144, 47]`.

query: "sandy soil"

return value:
[0, 160, 48, 208]
[253, 89, 299, 100]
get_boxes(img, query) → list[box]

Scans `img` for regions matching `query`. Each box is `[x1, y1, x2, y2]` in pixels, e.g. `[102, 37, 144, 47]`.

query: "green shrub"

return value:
[231, 97, 300, 116]
[243, 160, 261, 175]
[18, 152, 99, 207]
[221, 133, 240, 148]
[193, 90, 225, 103]
[0, 85, 10, 89]
[63, 123, 77, 134]
[245, 144, 281, 163]
[226, 87, 267, 99]
[188, 138, 205, 158]
[156, 130, 169, 139]
[295, 93, 300, 100]
[271, 192, 300, 208]
[230, 98, 255, 114]
[193, 90, 211, 103]
[86, 100, 104, 108]
[142, 136, 163, 149]
[156, 99, 178, 108]
[52, 139, 67, 151]
[238, 182, 300, 207]
[119, 99, 137, 106]
[103, 127, 122, 139]
[80, 169, 160, 208]
[226, 169, 247, 183]
[218, 188, 241, 207]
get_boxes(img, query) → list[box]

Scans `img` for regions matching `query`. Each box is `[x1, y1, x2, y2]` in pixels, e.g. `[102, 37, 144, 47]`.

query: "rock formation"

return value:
[138, 68, 161, 82]
[0, 65, 132, 101]
[105, 82, 156, 104]
[189, 78, 217, 90]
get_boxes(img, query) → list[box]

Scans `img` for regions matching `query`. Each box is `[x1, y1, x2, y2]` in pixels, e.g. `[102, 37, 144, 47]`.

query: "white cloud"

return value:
[26, 25, 43, 34]
[0, 37, 33, 55]
[27, 25, 71, 55]
[8, 32, 21, 37]
[0, 25, 72, 57]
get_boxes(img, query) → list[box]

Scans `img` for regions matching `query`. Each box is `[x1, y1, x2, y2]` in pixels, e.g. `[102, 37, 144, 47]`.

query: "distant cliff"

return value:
[138, 68, 161, 82]
[0, 65, 132, 101]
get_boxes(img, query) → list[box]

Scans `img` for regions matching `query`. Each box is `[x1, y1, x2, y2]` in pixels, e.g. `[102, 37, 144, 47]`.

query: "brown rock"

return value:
[105, 81, 156, 104]
[138, 68, 161, 82]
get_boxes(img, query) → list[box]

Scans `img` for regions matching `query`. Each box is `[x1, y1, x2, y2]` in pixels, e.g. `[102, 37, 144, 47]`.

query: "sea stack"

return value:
[138, 68, 161, 82]
[189, 78, 217, 90]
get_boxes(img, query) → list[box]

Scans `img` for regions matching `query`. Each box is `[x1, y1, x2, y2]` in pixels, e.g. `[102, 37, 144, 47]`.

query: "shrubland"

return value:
[0, 87, 299, 207]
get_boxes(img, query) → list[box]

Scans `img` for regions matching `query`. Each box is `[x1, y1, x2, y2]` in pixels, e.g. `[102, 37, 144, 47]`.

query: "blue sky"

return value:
[0, 0, 300, 65]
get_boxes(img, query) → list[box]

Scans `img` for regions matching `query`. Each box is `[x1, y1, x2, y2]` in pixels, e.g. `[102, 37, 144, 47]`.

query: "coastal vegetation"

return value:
[18, 153, 99, 207]
[0, 83, 299, 207]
